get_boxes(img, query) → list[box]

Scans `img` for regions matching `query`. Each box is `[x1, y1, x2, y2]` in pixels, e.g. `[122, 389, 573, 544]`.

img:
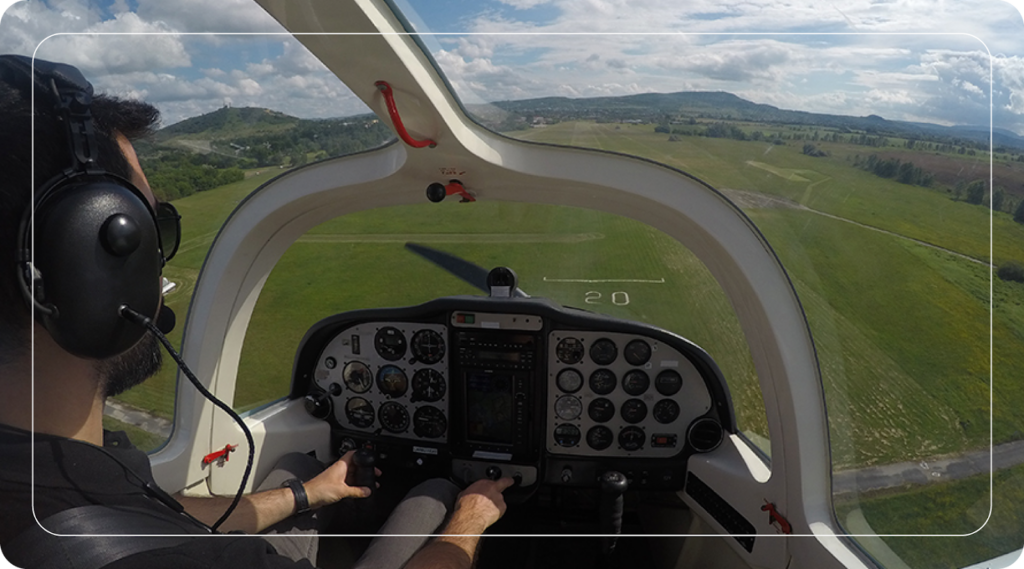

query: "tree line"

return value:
[223, 119, 392, 168]
[140, 151, 247, 201]
[139, 117, 395, 201]
[853, 154, 935, 187]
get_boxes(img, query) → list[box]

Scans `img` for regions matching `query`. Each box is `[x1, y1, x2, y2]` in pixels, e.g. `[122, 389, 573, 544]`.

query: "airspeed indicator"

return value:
[343, 362, 372, 394]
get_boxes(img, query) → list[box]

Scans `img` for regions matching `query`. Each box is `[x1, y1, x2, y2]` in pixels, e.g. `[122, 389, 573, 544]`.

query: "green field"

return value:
[109, 120, 1024, 564]
[836, 464, 1024, 569]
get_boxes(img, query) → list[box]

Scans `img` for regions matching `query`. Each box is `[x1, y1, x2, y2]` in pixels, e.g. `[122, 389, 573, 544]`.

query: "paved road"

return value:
[104, 399, 172, 439]
[833, 440, 1024, 495]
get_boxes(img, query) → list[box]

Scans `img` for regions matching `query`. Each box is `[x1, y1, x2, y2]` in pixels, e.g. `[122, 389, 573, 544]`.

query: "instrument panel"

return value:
[293, 295, 733, 491]
[313, 322, 451, 441]
[547, 331, 711, 458]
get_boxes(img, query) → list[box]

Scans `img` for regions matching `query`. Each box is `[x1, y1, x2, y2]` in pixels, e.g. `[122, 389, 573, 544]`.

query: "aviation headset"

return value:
[0, 54, 180, 359]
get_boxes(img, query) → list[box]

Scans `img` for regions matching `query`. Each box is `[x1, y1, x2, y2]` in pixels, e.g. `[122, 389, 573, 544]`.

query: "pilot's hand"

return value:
[304, 450, 381, 508]
[454, 477, 515, 528]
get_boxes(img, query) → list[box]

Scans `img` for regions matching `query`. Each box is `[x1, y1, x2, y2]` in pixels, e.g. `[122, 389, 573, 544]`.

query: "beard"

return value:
[97, 331, 163, 398]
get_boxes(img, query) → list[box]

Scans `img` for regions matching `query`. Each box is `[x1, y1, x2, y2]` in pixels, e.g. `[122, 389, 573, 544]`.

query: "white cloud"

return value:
[134, 0, 285, 33]
[653, 42, 791, 82]
[497, 0, 552, 8]
[0, 0, 105, 55]
[1007, 91, 1024, 114]
[3, 0, 1022, 133]
[34, 12, 190, 76]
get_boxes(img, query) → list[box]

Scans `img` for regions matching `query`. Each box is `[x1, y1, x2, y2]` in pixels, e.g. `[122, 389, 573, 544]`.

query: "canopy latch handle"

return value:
[375, 81, 437, 149]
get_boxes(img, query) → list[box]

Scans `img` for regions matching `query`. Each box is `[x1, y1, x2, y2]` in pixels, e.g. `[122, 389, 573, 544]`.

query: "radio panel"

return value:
[450, 328, 541, 460]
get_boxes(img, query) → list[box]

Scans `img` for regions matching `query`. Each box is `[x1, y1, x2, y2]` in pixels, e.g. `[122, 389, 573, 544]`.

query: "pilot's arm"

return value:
[175, 450, 375, 534]
[403, 477, 515, 569]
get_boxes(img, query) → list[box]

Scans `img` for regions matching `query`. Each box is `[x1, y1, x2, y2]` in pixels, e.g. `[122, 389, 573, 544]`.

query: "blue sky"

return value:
[1, 0, 1023, 134]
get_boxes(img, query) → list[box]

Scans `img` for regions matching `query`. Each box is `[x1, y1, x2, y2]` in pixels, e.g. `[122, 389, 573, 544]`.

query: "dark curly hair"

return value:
[0, 57, 161, 364]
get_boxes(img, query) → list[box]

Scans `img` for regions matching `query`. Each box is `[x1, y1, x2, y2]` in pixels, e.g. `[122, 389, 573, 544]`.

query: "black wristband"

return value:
[281, 478, 311, 514]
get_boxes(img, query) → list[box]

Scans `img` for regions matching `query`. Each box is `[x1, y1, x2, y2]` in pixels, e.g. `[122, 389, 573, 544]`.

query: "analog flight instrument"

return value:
[622, 370, 650, 396]
[343, 361, 372, 394]
[413, 406, 447, 439]
[623, 339, 652, 366]
[588, 398, 615, 423]
[589, 369, 616, 395]
[411, 329, 445, 364]
[345, 397, 375, 429]
[411, 368, 446, 402]
[555, 395, 583, 421]
[379, 401, 410, 433]
[374, 327, 407, 361]
[589, 338, 618, 366]
[618, 426, 645, 451]
[655, 370, 682, 396]
[621, 399, 648, 424]
[377, 365, 408, 398]
[587, 425, 614, 450]
[554, 424, 581, 447]
[555, 337, 585, 364]
[556, 368, 583, 393]
[653, 399, 681, 424]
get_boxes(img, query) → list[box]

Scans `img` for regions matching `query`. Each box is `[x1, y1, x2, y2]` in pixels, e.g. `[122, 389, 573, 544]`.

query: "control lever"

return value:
[353, 448, 377, 497]
[485, 465, 502, 481]
[599, 471, 629, 555]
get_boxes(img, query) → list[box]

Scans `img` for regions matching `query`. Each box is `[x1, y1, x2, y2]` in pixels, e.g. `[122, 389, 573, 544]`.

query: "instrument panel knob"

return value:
[561, 466, 573, 484]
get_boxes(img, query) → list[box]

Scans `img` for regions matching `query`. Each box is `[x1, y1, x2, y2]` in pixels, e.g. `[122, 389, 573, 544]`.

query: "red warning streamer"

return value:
[375, 81, 437, 149]
[202, 444, 238, 466]
[761, 500, 792, 534]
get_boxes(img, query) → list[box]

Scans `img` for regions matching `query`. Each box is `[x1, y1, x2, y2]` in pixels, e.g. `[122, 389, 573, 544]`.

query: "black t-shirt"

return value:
[0, 425, 311, 568]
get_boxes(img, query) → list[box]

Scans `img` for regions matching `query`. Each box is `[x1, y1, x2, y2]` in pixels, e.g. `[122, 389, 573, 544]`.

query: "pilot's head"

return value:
[0, 55, 167, 397]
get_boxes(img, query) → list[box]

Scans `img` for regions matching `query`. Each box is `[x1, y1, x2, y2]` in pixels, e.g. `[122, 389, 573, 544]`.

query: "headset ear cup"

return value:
[33, 181, 162, 359]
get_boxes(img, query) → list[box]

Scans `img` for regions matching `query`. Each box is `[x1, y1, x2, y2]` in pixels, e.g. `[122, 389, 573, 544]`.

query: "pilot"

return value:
[0, 54, 513, 569]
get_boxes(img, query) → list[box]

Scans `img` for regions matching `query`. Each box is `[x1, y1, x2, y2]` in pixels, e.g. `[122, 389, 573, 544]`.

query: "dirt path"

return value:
[721, 188, 992, 267]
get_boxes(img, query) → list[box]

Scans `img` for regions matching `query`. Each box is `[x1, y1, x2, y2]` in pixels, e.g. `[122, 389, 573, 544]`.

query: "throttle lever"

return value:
[353, 448, 377, 497]
[599, 471, 629, 555]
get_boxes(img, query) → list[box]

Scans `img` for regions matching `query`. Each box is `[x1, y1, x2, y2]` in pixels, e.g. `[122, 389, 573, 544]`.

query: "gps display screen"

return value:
[465, 371, 514, 445]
